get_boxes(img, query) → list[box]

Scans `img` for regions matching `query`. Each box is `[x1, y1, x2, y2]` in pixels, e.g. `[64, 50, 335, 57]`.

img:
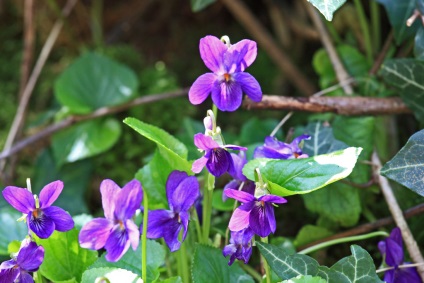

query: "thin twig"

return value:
[244, 96, 410, 115]
[372, 151, 424, 281]
[19, 0, 35, 98]
[220, 0, 316, 96]
[376, 262, 424, 273]
[305, 1, 353, 95]
[369, 31, 394, 75]
[0, 89, 188, 161]
[0, 0, 78, 175]
[298, 203, 424, 251]
[270, 112, 293, 137]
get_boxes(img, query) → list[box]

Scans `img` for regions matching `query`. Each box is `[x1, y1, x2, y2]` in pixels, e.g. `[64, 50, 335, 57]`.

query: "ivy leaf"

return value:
[82, 267, 142, 283]
[36, 229, 98, 283]
[256, 242, 319, 280]
[380, 59, 424, 123]
[303, 122, 348, 156]
[0, 208, 28, 255]
[89, 239, 165, 283]
[52, 118, 121, 167]
[243, 147, 362, 196]
[281, 275, 327, 283]
[124, 117, 192, 173]
[414, 26, 424, 59]
[316, 266, 350, 283]
[381, 129, 424, 196]
[55, 52, 138, 114]
[192, 244, 254, 283]
[191, 0, 216, 12]
[307, 0, 346, 21]
[331, 245, 382, 283]
[376, 0, 420, 45]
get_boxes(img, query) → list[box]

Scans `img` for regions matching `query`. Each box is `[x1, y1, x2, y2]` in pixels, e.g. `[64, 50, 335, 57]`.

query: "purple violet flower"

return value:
[223, 152, 255, 202]
[253, 135, 311, 160]
[146, 171, 200, 252]
[225, 188, 287, 238]
[189, 35, 262, 111]
[79, 179, 142, 262]
[0, 238, 44, 283]
[2, 180, 74, 239]
[192, 133, 247, 177]
[223, 227, 254, 266]
[378, 227, 421, 283]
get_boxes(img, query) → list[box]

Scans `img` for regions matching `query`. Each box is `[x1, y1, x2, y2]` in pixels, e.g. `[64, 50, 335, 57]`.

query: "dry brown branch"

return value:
[220, 0, 317, 96]
[298, 203, 424, 251]
[244, 95, 411, 115]
[0, 89, 188, 161]
[372, 152, 424, 280]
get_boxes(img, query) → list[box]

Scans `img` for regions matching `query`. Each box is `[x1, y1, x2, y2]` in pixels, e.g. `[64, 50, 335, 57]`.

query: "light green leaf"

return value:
[89, 239, 165, 283]
[316, 266, 350, 283]
[55, 52, 138, 114]
[212, 189, 236, 211]
[191, 0, 216, 12]
[82, 267, 142, 283]
[376, 0, 420, 45]
[331, 245, 382, 283]
[294, 225, 332, 247]
[124, 117, 192, 172]
[52, 118, 121, 166]
[160, 277, 183, 283]
[36, 229, 98, 282]
[243, 147, 362, 196]
[256, 242, 319, 280]
[307, 0, 346, 21]
[303, 122, 348, 156]
[282, 275, 326, 283]
[302, 183, 361, 227]
[192, 244, 254, 283]
[380, 58, 424, 123]
[381, 129, 424, 196]
[0, 208, 27, 255]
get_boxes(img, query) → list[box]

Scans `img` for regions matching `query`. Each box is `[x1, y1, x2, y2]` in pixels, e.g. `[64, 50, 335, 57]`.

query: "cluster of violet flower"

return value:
[189, 35, 311, 265]
[0, 180, 74, 283]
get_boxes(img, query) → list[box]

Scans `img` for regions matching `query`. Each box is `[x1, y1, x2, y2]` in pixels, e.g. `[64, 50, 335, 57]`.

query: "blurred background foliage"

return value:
[0, 0, 423, 269]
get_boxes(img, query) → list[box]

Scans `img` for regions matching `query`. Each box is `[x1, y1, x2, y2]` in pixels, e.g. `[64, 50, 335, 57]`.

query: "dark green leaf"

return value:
[240, 118, 282, 145]
[414, 26, 424, 59]
[380, 59, 424, 122]
[294, 225, 332, 247]
[0, 208, 28, 255]
[33, 149, 92, 215]
[52, 118, 121, 166]
[90, 239, 165, 283]
[82, 267, 142, 283]
[302, 183, 361, 227]
[191, 0, 216, 12]
[36, 229, 98, 282]
[243, 147, 362, 196]
[377, 0, 420, 45]
[55, 52, 138, 114]
[381, 129, 424, 196]
[281, 275, 326, 283]
[212, 189, 236, 211]
[303, 122, 348, 156]
[317, 266, 350, 283]
[256, 242, 319, 280]
[307, 0, 346, 21]
[192, 244, 254, 283]
[331, 245, 382, 283]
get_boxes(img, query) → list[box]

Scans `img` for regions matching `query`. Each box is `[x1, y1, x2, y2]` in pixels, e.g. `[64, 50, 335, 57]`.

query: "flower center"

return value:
[118, 220, 125, 231]
[224, 73, 231, 82]
[32, 208, 42, 219]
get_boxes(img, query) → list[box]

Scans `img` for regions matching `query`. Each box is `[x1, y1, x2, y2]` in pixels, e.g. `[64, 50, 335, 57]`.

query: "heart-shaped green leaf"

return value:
[307, 0, 346, 21]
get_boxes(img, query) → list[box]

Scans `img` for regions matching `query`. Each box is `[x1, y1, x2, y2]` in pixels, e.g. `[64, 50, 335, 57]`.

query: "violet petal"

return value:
[79, 218, 113, 250]
[0, 268, 19, 283]
[228, 207, 250, 232]
[2, 186, 35, 214]
[43, 206, 74, 232]
[39, 180, 63, 209]
[224, 188, 255, 203]
[146, 210, 173, 239]
[227, 39, 257, 72]
[163, 219, 182, 252]
[233, 72, 262, 102]
[194, 133, 219, 150]
[16, 239, 44, 272]
[115, 179, 143, 221]
[385, 237, 404, 267]
[28, 212, 55, 239]
[199, 35, 227, 73]
[104, 225, 131, 262]
[249, 205, 271, 237]
[167, 173, 200, 213]
[188, 73, 217, 105]
[100, 179, 121, 220]
[192, 156, 209, 174]
[206, 148, 231, 177]
[18, 272, 34, 283]
[260, 195, 287, 204]
[211, 81, 242, 112]
[125, 219, 140, 250]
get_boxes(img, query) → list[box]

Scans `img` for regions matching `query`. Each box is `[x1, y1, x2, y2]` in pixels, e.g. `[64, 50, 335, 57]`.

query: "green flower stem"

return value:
[261, 237, 271, 283]
[202, 174, 215, 244]
[354, 0, 373, 63]
[239, 261, 263, 282]
[141, 190, 149, 282]
[177, 239, 190, 283]
[192, 206, 203, 242]
[298, 231, 389, 255]
[212, 104, 218, 119]
[34, 271, 43, 283]
[370, 0, 381, 52]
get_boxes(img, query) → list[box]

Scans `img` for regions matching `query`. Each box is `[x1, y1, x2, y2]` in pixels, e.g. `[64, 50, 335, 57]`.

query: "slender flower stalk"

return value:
[141, 189, 148, 283]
